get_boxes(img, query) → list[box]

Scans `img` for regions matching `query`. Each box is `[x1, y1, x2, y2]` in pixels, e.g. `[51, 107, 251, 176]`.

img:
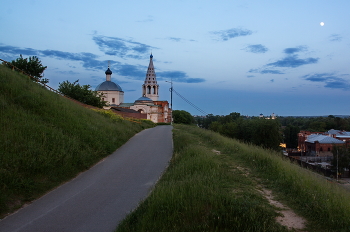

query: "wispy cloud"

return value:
[211, 28, 253, 41]
[329, 34, 342, 42]
[302, 73, 350, 90]
[248, 45, 318, 74]
[243, 44, 268, 53]
[115, 64, 145, 80]
[136, 15, 154, 23]
[249, 68, 284, 74]
[157, 71, 205, 83]
[267, 55, 318, 68]
[92, 35, 154, 59]
[168, 37, 182, 42]
[0, 44, 202, 84]
[0, 44, 40, 56]
[283, 46, 307, 54]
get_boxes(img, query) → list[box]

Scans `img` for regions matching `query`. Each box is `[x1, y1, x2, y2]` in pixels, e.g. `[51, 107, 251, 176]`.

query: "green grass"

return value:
[0, 64, 155, 217]
[116, 124, 350, 232]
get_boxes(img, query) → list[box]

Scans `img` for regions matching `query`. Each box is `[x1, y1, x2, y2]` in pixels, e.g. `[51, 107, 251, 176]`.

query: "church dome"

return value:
[105, 68, 112, 75]
[95, 81, 123, 91]
[135, 96, 153, 103]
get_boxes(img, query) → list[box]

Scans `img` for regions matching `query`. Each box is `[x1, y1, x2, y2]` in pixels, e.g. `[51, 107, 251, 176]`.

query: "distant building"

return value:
[298, 130, 348, 156]
[259, 113, 277, 119]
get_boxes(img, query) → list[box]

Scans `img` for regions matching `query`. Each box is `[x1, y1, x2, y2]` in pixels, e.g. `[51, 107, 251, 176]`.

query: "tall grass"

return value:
[116, 125, 288, 232]
[0, 64, 154, 216]
[178, 125, 350, 231]
[116, 124, 350, 232]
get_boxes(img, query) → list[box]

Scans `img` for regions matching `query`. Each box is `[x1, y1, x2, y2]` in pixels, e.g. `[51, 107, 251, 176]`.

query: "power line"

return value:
[172, 88, 208, 115]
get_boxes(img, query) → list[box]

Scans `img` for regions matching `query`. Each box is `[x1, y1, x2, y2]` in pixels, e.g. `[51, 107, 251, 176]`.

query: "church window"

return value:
[112, 98, 115, 103]
[153, 86, 156, 94]
[147, 86, 151, 94]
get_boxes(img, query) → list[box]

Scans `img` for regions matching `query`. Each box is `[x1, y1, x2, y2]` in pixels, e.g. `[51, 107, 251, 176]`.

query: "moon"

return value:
[320, 22, 325, 26]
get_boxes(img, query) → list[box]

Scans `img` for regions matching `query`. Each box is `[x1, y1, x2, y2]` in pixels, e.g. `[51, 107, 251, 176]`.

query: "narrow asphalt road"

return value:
[0, 125, 173, 232]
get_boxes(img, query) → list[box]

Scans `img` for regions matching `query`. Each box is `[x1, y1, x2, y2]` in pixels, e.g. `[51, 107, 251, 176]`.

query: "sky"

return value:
[1, 0, 350, 117]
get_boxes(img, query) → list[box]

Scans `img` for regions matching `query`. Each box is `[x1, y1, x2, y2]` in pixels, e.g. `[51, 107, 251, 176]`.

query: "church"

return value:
[95, 54, 171, 123]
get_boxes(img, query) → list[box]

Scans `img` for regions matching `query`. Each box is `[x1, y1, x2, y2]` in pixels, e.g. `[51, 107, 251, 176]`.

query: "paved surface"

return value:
[0, 125, 173, 232]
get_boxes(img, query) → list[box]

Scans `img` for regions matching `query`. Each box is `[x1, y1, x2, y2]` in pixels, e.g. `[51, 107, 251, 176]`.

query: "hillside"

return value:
[0, 64, 154, 217]
[116, 124, 350, 232]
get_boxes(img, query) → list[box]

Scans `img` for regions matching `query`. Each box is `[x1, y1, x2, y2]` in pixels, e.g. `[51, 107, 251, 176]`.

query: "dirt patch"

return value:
[212, 149, 221, 155]
[230, 164, 307, 230]
[236, 166, 250, 177]
[258, 188, 307, 231]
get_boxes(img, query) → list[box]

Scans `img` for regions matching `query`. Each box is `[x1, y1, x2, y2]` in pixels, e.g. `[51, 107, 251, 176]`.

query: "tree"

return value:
[4, 55, 48, 84]
[283, 125, 300, 148]
[173, 110, 194, 124]
[58, 80, 106, 108]
[332, 146, 350, 177]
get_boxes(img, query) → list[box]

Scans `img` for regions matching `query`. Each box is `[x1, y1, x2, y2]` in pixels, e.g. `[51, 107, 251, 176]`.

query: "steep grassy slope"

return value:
[116, 124, 350, 232]
[0, 64, 154, 217]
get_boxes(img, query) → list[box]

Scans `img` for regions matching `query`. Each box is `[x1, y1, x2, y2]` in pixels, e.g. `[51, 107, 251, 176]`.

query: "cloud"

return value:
[243, 44, 268, 53]
[267, 55, 318, 68]
[136, 15, 153, 23]
[260, 69, 284, 74]
[249, 68, 284, 74]
[302, 73, 350, 90]
[270, 79, 274, 83]
[115, 64, 145, 80]
[92, 35, 154, 59]
[0, 43, 202, 84]
[0, 44, 109, 71]
[168, 37, 182, 42]
[55, 70, 80, 75]
[247, 46, 317, 75]
[283, 46, 307, 54]
[157, 71, 205, 83]
[0, 44, 40, 56]
[329, 34, 342, 42]
[211, 28, 253, 41]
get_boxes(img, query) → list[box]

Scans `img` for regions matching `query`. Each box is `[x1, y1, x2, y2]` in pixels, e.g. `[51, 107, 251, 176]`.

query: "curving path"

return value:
[0, 125, 173, 232]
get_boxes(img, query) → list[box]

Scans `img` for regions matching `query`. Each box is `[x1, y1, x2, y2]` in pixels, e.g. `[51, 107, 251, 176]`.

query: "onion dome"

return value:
[95, 81, 123, 91]
[105, 68, 112, 75]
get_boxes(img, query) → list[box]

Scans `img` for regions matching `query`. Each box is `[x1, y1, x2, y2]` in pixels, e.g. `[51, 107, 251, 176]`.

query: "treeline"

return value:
[279, 115, 350, 132]
[196, 113, 282, 151]
[195, 113, 350, 150]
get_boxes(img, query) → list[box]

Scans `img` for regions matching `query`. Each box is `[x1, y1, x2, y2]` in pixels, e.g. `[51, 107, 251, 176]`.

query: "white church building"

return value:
[95, 65, 124, 106]
[95, 54, 171, 123]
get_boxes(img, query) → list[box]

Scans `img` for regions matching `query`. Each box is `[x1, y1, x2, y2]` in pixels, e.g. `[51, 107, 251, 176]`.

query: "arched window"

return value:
[153, 86, 156, 94]
[147, 86, 151, 94]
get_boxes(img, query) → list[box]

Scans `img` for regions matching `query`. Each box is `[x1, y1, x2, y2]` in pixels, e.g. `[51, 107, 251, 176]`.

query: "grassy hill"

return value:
[0, 64, 155, 217]
[116, 124, 350, 232]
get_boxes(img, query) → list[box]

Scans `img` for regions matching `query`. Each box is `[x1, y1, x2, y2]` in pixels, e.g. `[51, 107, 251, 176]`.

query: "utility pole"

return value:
[337, 149, 339, 182]
[166, 80, 173, 125]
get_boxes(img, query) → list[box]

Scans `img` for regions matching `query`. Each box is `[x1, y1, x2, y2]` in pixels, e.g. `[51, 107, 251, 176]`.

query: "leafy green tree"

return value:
[332, 146, 350, 177]
[173, 110, 194, 124]
[58, 80, 106, 108]
[251, 118, 282, 150]
[4, 55, 48, 84]
[283, 125, 300, 148]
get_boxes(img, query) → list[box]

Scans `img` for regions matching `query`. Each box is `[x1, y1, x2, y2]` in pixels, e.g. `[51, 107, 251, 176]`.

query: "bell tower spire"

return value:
[142, 53, 159, 101]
